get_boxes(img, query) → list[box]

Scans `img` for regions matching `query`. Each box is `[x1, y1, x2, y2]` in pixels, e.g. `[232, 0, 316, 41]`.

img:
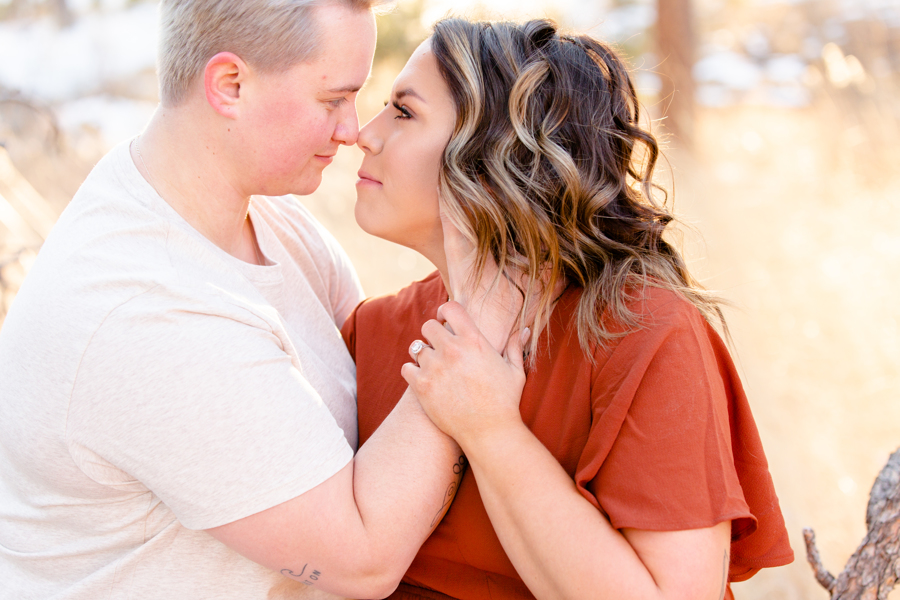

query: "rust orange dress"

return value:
[341, 271, 793, 600]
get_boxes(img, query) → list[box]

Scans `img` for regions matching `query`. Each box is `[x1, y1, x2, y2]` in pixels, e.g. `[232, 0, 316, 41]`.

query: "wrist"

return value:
[455, 415, 529, 460]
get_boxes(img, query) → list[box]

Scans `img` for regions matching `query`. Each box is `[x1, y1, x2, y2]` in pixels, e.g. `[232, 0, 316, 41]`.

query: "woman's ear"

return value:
[204, 52, 246, 119]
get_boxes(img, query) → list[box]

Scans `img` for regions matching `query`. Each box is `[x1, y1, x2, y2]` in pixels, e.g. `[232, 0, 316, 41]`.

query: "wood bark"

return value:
[804, 448, 900, 600]
[656, 0, 696, 151]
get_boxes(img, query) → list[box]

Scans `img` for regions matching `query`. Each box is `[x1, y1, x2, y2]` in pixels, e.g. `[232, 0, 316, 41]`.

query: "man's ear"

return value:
[204, 52, 246, 119]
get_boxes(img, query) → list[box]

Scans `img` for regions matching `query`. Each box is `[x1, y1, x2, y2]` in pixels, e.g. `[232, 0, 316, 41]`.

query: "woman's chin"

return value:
[353, 202, 393, 243]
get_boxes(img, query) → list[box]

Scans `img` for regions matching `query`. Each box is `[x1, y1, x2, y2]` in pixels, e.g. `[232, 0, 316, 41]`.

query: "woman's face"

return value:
[355, 39, 457, 257]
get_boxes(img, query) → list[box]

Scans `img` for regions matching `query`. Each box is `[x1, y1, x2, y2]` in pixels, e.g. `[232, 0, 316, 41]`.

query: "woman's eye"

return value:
[392, 101, 412, 120]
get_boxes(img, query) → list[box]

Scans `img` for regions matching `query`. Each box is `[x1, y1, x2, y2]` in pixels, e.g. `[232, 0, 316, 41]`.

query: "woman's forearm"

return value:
[461, 421, 729, 600]
[405, 303, 731, 600]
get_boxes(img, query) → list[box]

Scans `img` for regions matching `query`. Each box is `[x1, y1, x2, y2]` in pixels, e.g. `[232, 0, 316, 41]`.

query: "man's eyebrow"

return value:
[324, 84, 363, 94]
[324, 75, 372, 95]
[394, 88, 426, 103]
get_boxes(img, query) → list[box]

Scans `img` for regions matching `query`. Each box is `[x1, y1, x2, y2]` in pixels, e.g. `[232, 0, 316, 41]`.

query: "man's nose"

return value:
[334, 108, 360, 146]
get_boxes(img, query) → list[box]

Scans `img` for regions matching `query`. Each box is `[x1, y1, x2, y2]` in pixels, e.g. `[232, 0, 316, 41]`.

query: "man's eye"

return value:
[328, 98, 347, 108]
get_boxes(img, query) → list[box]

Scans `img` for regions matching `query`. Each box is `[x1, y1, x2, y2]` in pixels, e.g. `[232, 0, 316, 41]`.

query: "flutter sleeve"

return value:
[573, 291, 793, 580]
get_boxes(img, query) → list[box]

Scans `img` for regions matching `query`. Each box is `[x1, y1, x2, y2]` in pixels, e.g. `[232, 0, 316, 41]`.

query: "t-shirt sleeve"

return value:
[321, 231, 364, 327]
[290, 198, 365, 326]
[264, 195, 364, 326]
[576, 300, 754, 534]
[340, 300, 364, 362]
[66, 295, 354, 531]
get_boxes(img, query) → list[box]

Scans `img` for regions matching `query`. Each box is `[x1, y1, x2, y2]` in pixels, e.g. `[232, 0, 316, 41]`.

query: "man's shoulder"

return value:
[252, 194, 323, 242]
[253, 194, 348, 266]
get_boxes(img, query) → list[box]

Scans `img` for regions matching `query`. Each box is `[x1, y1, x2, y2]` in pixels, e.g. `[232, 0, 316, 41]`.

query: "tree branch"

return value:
[805, 448, 900, 600]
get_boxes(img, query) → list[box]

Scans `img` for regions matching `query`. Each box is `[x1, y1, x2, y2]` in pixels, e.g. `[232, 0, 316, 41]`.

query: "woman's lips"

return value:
[356, 170, 382, 186]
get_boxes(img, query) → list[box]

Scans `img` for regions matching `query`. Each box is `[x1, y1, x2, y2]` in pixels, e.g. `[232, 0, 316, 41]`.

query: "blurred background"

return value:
[1, 0, 899, 597]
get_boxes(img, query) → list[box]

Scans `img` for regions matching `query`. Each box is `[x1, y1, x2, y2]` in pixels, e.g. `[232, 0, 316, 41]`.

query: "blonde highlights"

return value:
[431, 18, 724, 357]
[157, 0, 388, 107]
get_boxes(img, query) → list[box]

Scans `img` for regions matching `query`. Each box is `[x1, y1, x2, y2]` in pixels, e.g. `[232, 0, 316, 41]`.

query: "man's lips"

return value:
[356, 170, 382, 185]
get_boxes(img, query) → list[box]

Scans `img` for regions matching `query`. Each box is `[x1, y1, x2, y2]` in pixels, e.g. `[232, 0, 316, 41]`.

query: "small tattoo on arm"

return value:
[281, 565, 306, 579]
[430, 455, 467, 528]
[281, 564, 322, 587]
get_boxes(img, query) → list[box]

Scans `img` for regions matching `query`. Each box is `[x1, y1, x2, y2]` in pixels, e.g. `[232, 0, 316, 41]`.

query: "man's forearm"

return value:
[352, 387, 464, 573]
[206, 387, 463, 600]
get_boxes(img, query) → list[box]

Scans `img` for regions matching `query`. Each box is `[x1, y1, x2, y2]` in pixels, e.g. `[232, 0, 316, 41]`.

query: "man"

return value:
[0, 1, 462, 598]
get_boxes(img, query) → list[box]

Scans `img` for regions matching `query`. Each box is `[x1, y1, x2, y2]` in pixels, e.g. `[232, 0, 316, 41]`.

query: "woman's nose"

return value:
[356, 115, 383, 155]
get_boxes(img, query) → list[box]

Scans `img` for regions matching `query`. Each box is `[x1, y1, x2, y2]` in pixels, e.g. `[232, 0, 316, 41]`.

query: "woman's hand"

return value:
[401, 301, 529, 447]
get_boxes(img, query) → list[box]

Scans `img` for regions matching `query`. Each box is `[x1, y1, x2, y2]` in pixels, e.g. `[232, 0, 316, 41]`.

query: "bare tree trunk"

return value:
[51, 0, 73, 27]
[804, 448, 900, 600]
[656, 0, 696, 151]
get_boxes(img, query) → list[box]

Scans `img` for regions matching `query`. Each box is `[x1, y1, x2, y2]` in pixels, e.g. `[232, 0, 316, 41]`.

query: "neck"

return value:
[429, 245, 569, 332]
[132, 104, 260, 263]
[413, 241, 450, 295]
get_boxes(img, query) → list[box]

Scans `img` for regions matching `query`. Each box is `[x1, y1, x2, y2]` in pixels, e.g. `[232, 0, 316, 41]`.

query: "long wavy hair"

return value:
[431, 18, 725, 356]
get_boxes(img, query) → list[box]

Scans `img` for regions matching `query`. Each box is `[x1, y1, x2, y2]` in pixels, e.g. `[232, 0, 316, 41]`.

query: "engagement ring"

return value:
[409, 339, 427, 366]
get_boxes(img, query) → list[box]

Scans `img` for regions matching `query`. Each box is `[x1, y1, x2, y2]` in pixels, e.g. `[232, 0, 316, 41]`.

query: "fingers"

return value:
[400, 360, 419, 389]
[420, 319, 453, 350]
[435, 302, 480, 341]
[504, 326, 531, 371]
[408, 339, 431, 366]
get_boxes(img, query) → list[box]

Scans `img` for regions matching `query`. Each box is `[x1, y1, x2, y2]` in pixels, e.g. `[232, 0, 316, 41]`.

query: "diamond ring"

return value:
[409, 339, 428, 366]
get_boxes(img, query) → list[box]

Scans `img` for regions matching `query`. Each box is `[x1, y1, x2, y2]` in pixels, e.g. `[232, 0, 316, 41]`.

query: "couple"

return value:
[0, 1, 793, 599]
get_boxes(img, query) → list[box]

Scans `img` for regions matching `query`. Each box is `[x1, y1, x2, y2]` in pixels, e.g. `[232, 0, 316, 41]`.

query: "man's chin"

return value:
[287, 173, 324, 197]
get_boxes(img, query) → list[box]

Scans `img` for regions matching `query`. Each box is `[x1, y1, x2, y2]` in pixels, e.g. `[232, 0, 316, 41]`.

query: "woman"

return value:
[343, 18, 793, 600]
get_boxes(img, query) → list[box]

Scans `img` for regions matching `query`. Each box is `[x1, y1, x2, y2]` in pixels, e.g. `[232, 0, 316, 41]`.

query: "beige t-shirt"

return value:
[0, 140, 364, 599]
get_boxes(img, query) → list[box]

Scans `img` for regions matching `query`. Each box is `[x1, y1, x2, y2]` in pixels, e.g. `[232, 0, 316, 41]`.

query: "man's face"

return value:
[237, 3, 377, 197]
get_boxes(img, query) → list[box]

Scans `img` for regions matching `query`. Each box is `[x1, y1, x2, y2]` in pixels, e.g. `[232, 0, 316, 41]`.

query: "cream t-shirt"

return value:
[0, 140, 364, 599]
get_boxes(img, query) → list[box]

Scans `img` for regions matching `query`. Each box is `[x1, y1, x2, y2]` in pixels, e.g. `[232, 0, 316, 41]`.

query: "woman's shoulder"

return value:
[341, 271, 446, 359]
[571, 284, 712, 355]
[625, 285, 707, 329]
[355, 271, 447, 324]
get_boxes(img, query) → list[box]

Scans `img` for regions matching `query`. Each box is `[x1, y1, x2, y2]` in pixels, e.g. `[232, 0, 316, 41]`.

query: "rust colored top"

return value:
[341, 271, 793, 600]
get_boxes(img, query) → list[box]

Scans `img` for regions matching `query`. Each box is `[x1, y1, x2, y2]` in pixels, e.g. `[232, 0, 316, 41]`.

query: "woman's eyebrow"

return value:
[394, 88, 426, 104]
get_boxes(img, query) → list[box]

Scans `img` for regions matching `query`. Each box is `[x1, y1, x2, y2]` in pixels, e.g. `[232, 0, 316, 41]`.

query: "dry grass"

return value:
[675, 105, 900, 600]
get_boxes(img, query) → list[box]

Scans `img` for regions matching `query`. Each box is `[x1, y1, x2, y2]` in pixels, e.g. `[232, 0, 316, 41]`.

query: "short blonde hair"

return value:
[158, 0, 387, 106]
